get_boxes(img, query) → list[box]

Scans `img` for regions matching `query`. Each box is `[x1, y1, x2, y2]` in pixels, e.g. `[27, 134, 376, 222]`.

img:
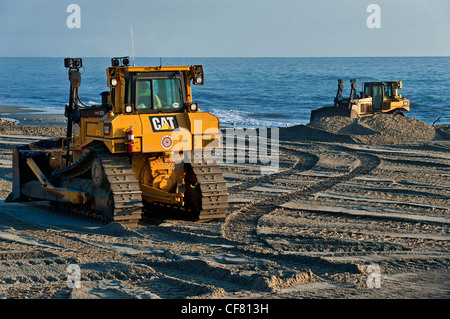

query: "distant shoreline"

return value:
[0, 105, 66, 127]
[0, 105, 45, 114]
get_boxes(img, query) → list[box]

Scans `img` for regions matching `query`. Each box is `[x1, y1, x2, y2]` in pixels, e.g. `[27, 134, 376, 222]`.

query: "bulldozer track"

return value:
[52, 149, 228, 225]
[97, 150, 143, 226]
[53, 149, 96, 179]
[191, 159, 228, 220]
[52, 148, 143, 226]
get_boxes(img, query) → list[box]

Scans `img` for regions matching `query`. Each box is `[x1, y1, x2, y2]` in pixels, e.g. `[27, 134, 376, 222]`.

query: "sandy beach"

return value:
[0, 105, 66, 127]
[0, 105, 449, 300]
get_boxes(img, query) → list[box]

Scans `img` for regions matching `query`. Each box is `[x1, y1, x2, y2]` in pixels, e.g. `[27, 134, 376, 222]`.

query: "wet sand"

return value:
[0, 105, 66, 127]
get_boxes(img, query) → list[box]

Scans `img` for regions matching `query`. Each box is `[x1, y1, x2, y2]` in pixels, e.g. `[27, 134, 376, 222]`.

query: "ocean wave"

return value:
[206, 107, 304, 128]
[1, 57, 449, 125]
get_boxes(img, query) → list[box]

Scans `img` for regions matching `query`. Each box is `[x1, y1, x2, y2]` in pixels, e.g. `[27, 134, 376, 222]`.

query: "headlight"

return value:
[190, 102, 198, 111]
[110, 78, 118, 87]
[125, 105, 133, 113]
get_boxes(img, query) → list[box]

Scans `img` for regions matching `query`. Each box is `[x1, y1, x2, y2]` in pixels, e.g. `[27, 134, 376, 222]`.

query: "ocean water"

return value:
[0, 57, 449, 127]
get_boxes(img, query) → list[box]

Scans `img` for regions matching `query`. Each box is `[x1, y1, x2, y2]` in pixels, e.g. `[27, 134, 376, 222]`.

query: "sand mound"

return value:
[307, 116, 378, 136]
[279, 124, 354, 143]
[356, 114, 436, 144]
[280, 114, 440, 145]
[96, 223, 140, 237]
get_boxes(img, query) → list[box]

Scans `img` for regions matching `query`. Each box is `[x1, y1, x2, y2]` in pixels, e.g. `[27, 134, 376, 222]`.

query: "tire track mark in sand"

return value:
[227, 148, 319, 194]
[221, 146, 381, 247]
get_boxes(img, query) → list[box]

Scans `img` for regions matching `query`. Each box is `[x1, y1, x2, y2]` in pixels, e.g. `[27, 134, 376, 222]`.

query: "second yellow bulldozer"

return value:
[310, 79, 410, 122]
[7, 57, 228, 226]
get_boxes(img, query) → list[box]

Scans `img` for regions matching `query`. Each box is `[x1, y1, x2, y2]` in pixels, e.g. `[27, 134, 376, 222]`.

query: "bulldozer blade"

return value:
[310, 106, 355, 123]
[21, 181, 89, 204]
[6, 138, 66, 203]
[8, 147, 21, 201]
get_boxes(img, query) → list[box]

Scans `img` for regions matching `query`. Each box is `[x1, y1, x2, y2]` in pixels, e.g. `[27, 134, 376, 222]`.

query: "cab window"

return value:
[384, 85, 393, 98]
[136, 80, 152, 109]
[365, 85, 372, 97]
[136, 78, 183, 111]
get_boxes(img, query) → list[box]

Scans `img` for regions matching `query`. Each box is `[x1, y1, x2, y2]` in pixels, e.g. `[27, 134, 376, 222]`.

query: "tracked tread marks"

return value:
[228, 148, 319, 193]
[222, 145, 381, 245]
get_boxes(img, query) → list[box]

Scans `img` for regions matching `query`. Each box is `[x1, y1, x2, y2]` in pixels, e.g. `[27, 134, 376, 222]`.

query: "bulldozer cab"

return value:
[105, 57, 204, 116]
[129, 72, 185, 112]
[58, 56, 218, 158]
[363, 81, 401, 111]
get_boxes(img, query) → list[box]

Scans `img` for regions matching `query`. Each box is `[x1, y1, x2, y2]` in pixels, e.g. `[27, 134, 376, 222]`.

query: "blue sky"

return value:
[1, 0, 449, 57]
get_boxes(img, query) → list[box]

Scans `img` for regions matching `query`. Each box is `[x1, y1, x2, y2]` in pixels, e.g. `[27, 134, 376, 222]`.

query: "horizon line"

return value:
[1, 55, 450, 59]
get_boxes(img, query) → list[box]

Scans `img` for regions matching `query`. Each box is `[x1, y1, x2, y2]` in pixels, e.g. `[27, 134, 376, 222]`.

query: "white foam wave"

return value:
[206, 107, 304, 128]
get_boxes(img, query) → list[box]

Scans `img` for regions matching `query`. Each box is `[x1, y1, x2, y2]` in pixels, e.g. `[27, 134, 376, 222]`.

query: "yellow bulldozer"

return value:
[6, 57, 228, 226]
[310, 79, 410, 122]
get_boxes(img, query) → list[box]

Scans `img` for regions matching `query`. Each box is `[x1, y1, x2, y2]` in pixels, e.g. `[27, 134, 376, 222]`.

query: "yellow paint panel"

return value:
[76, 110, 220, 154]
[188, 112, 221, 135]
[86, 122, 102, 137]
[109, 114, 142, 138]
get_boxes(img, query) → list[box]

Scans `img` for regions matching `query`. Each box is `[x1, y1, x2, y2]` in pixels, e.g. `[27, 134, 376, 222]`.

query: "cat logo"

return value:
[150, 116, 178, 132]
